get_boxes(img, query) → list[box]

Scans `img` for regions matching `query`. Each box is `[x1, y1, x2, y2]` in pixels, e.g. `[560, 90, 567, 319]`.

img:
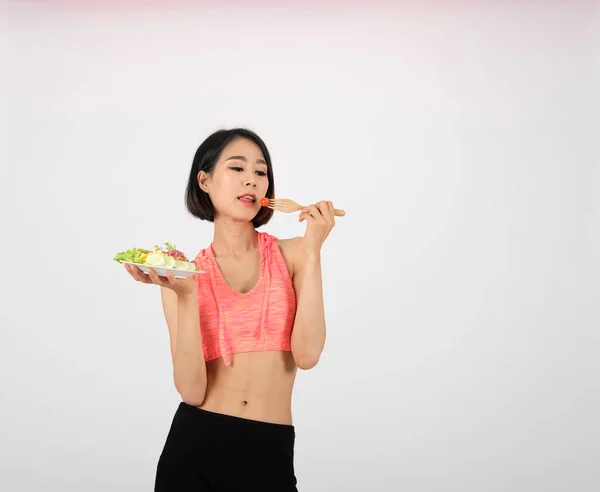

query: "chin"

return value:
[228, 209, 259, 223]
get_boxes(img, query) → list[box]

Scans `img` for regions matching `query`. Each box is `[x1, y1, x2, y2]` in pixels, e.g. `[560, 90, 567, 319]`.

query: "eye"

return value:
[230, 167, 243, 172]
[256, 170, 267, 177]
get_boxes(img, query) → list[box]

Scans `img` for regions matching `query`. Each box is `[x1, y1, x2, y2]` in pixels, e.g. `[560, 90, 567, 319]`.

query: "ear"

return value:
[197, 170, 210, 193]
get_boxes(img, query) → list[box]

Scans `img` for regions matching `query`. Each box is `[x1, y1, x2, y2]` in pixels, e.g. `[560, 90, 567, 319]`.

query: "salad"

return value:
[113, 242, 198, 271]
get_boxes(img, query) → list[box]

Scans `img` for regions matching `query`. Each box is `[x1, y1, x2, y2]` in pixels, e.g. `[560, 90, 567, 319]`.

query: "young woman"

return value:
[124, 128, 336, 491]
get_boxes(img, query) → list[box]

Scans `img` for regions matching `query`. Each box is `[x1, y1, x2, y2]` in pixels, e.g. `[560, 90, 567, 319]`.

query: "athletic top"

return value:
[193, 232, 296, 366]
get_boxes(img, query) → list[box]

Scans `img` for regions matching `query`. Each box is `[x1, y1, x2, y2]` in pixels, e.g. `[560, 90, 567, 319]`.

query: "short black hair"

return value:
[185, 128, 275, 228]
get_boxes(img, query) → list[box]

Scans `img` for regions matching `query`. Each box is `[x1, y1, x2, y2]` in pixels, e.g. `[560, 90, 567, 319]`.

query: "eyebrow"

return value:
[225, 155, 267, 165]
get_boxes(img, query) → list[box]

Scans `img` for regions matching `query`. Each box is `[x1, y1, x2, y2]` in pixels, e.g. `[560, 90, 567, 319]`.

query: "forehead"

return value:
[221, 137, 265, 161]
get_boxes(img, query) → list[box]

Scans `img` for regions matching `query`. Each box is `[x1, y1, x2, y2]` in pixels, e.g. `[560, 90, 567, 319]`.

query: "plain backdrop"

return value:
[1, 1, 599, 491]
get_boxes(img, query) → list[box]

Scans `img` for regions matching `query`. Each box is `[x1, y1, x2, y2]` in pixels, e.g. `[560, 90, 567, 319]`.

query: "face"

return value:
[198, 137, 269, 222]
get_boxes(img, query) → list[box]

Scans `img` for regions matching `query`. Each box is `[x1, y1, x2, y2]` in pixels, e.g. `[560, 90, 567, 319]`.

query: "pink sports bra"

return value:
[194, 232, 296, 366]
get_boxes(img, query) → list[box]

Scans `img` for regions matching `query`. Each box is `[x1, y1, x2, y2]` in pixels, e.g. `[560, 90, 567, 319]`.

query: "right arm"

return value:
[126, 264, 207, 405]
[160, 287, 178, 364]
[160, 287, 207, 404]
[171, 291, 207, 406]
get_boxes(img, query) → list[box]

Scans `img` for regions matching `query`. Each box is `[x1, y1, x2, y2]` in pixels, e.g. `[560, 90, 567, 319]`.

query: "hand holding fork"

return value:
[261, 198, 341, 255]
[261, 197, 346, 217]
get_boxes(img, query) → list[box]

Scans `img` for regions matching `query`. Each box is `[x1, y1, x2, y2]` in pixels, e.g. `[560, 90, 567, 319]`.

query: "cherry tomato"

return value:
[260, 197, 270, 207]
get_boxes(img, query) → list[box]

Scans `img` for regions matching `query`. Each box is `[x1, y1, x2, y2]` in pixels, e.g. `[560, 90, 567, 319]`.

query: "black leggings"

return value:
[155, 402, 298, 491]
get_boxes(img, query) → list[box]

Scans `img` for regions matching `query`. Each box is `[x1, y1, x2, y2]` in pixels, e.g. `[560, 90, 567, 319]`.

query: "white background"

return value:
[1, 2, 599, 491]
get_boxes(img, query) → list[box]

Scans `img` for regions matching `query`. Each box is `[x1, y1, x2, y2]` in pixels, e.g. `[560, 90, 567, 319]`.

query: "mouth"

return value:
[237, 193, 257, 204]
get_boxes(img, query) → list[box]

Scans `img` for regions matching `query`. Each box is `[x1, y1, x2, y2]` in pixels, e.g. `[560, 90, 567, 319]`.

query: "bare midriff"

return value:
[198, 350, 298, 425]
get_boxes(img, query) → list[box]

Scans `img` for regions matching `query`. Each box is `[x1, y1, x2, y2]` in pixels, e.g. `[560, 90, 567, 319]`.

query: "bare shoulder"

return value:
[275, 236, 303, 278]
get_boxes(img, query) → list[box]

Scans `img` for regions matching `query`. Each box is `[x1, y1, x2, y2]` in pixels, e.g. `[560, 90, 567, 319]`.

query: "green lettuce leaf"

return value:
[113, 247, 150, 264]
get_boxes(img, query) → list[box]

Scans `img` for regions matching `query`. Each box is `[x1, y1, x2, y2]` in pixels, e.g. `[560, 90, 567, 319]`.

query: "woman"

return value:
[124, 128, 336, 491]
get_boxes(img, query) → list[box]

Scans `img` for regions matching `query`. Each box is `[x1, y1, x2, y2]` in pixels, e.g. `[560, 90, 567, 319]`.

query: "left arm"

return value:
[289, 200, 336, 370]
[290, 250, 327, 370]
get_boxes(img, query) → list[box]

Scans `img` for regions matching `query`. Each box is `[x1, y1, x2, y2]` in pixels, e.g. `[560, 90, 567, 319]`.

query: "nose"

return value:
[244, 177, 257, 188]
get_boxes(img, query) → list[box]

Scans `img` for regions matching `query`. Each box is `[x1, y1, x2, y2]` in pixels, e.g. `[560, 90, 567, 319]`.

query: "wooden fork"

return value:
[264, 198, 346, 216]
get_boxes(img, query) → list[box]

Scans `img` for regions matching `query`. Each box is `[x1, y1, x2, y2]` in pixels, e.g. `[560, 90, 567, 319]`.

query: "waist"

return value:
[175, 402, 295, 438]
[199, 351, 297, 425]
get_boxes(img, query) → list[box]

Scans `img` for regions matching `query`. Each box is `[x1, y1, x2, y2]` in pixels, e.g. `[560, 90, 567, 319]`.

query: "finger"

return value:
[127, 264, 150, 283]
[146, 268, 167, 286]
[316, 200, 333, 221]
[315, 201, 328, 214]
[299, 209, 310, 222]
[307, 204, 323, 219]
[146, 268, 162, 285]
[327, 201, 334, 216]
[301, 212, 316, 223]
[124, 264, 138, 279]
[165, 272, 176, 284]
[327, 201, 335, 225]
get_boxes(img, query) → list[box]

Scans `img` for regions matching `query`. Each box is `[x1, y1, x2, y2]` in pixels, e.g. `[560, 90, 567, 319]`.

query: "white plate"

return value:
[124, 262, 205, 279]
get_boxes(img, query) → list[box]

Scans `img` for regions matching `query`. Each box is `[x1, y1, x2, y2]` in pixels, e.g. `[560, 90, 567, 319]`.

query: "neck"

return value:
[211, 215, 259, 258]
